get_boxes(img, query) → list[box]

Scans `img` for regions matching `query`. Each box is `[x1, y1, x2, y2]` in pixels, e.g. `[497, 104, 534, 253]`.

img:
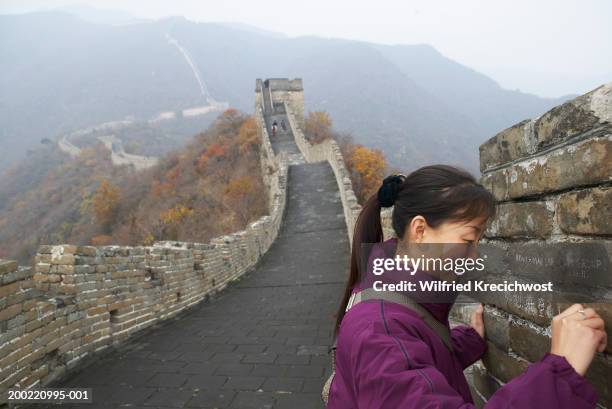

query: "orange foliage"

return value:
[207, 142, 227, 158]
[346, 145, 386, 202]
[216, 109, 243, 134]
[305, 111, 333, 144]
[0, 108, 269, 263]
[195, 153, 209, 174]
[152, 180, 175, 197]
[91, 180, 120, 226]
[91, 235, 113, 245]
[237, 117, 259, 153]
[219, 108, 240, 121]
[223, 176, 260, 224]
[165, 166, 181, 181]
[160, 204, 194, 225]
[224, 177, 256, 201]
[195, 140, 232, 175]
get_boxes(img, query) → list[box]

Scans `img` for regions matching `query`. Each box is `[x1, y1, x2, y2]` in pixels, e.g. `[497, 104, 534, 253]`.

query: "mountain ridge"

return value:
[0, 11, 573, 173]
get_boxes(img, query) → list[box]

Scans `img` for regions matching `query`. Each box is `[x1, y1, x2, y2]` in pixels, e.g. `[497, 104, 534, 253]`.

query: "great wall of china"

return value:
[0, 78, 610, 408]
[57, 33, 229, 171]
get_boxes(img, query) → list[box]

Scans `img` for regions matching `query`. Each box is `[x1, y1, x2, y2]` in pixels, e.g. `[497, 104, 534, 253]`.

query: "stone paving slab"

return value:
[42, 158, 349, 409]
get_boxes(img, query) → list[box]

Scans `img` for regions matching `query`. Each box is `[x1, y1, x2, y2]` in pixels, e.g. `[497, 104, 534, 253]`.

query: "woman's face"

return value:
[399, 215, 488, 279]
[404, 215, 487, 245]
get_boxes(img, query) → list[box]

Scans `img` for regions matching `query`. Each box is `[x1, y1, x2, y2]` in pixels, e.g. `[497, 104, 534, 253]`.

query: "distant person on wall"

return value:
[272, 120, 278, 137]
[281, 119, 287, 133]
[324, 166, 606, 409]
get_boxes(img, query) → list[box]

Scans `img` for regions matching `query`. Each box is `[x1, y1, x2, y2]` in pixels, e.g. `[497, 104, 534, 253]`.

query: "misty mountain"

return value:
[0, 11, 570, 173]
[53, 4, 146, 25]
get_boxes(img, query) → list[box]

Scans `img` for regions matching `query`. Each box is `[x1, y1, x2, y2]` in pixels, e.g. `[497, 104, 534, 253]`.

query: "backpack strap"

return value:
[322, 289, 454, 404]
[349, 288, 454, 353]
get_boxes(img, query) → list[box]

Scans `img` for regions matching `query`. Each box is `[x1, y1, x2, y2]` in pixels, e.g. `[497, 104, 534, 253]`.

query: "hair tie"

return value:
[377, 174, 405, 208]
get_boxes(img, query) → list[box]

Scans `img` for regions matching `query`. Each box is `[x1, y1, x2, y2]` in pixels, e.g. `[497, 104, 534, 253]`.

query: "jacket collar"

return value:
[357, 237, 457, 326]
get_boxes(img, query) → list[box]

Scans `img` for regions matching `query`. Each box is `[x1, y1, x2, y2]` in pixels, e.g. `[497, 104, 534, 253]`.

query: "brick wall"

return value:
[459, 83, 612, 408]
[0, 101, 289, 403]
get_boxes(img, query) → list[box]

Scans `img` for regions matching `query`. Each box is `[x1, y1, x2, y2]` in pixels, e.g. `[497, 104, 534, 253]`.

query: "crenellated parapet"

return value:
[283, 101, 363, 245]
[0, 94, 289, 402]
[460, 82, 612, 408]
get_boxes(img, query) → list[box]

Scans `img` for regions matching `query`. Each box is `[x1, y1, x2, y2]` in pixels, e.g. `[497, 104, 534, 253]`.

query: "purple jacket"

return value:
[326, 238, 598, 409]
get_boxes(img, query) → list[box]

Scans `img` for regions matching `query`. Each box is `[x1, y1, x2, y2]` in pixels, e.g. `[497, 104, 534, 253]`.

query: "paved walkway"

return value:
[49, 115, 349, 409]
[267, 113, 304, 165]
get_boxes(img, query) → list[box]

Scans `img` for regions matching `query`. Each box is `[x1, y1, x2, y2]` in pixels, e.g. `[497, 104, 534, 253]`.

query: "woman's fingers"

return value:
[579, 317, 605, 329]
[470, 304, 485, 339]
[597, 331, 608, 353]
[557, 303, 584, 319]
[572, 308, 598, 320]
[471, 304, 483, 321]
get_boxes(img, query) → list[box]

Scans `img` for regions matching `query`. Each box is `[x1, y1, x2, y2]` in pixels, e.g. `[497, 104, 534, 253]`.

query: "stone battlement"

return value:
[255, 78, 303, 92]
[283, 101, 362, 244]
[1, 78, 610, 407]
[0, 92, 289, 401]
[458, 82, 612, 408]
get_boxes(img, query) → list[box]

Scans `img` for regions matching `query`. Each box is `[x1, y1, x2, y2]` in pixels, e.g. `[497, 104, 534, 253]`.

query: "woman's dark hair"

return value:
[334, 164, 496, 334]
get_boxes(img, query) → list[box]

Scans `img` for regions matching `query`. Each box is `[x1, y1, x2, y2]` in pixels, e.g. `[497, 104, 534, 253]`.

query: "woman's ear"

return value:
[406, 216, 427, 243]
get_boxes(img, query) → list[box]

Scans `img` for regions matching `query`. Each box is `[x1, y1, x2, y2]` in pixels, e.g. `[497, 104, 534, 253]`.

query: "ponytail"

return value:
[333, 175, 404, 335]
[333, 195, 382, 336]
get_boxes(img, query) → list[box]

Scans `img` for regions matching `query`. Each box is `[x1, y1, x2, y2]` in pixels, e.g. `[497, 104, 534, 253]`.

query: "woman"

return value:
[326, 165, 607, 409]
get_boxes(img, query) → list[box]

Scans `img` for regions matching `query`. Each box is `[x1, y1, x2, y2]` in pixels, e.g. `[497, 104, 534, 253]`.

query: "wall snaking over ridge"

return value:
[0, 101, 288, 402]
[283, 101, 364, 244]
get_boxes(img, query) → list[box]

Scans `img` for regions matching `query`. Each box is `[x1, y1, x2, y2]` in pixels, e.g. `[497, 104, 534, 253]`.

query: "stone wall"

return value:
[257, 78, 305, 131]
[283, 101, 363, 245]
[460, 83, 612, 408]
[0, 102, 288, 403]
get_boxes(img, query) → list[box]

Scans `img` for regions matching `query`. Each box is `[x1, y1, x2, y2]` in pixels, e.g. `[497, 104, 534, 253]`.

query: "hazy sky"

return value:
[3, 0, 611, 98]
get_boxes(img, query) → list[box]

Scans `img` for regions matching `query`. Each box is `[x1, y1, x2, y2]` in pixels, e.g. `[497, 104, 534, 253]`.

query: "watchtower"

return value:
[255, 78, 304, 130]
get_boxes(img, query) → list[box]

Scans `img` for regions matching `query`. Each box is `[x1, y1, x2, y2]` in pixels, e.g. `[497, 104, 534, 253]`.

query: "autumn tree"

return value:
[91, 235, 113, 245]
[237, 116, 260, 153]
[91, 179, 120, 229]
[216, 108, 244, 135]
[159, 204, 194, 240]
[160, 204, 194, 225]
[223, 176, 260, 225]
[305, 111, 333, 144]
[345, 145, 387, 203]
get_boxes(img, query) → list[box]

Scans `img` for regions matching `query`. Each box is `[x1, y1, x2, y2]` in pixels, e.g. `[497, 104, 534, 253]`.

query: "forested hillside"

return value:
[0, 109, 266, 263]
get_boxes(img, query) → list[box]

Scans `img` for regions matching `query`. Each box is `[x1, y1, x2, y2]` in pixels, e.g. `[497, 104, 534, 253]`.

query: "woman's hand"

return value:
[551, 303, 608, 376]
[470, 303, 485, 339]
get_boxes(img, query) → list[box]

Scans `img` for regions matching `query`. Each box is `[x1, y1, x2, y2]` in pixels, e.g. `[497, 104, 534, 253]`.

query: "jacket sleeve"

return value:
[451, 325, 487, 369]
[353, 329, 598, 409]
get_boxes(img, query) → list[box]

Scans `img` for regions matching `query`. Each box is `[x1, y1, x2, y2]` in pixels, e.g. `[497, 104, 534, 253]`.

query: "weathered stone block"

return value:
[481, 241, 611, 288]
[0, 260, 17, 274]
[482, 341, 529, 383]
[534, 86, 607, 150]
[480, 83, 612, 171]
[50, 254, 76, 265]
[471, 363, 502, 400]
[508, 319, 550, 362]
[0, 282, 20, 299]
[480, 119, 533, 172]
[76, 246, 97, 256]
[486, 201, 553, 238]
[482, 136, 611, 201]
[557, 187, 611, 235]
[0, 303, 22, 322]
[483, 307, 509, 351]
